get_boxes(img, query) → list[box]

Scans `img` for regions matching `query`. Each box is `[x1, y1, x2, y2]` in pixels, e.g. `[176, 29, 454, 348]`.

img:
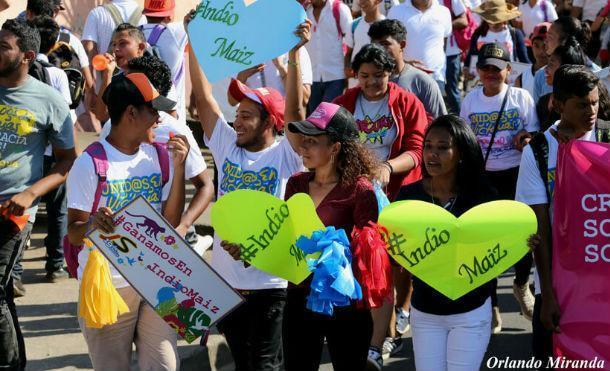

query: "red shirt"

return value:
[285, 172, 379, 243]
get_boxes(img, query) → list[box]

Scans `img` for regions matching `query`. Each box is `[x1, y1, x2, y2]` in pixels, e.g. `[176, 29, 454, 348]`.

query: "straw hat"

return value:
[473, 0, 521, 24]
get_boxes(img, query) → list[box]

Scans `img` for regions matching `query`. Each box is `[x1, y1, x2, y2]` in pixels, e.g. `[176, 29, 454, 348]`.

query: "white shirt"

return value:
[352, 0, 400, 15]
[141, 22, 188, 122]
[354, 94, 397, 161]
[100, 111, 207, 180]
[516, 121, 598, 294]
[67, 139, 173, 288]
[572, 0, 606, 21]
[518, 0, 558, 37]
[204, 116, 304, 290]
[82, 0, 147, 53]
[345, 15, 386, 62]
[460, 85, 539, 171]
[37, 54, 72, 156]
[245, 48, 313, 96]
[388, 0, 452, 82]
[445, 0, 468, 57]
[306, 1, 353, 82]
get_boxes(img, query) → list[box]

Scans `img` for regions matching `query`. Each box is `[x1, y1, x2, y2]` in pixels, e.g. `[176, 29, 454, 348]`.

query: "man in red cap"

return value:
[187, 13, 311, 370]
[141, 0, 189, 122]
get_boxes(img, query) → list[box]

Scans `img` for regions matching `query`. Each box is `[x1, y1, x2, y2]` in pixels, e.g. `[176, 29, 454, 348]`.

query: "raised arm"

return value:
[185, 10, 222, 141]
[284, 21, 311, 152]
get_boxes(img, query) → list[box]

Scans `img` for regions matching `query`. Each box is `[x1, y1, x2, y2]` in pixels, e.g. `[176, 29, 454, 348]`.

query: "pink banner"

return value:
[553, 140, 610, 366]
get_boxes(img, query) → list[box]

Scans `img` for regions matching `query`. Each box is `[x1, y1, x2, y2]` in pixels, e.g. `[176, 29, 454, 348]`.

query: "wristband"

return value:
[287, 60, 299, 67]
[383, 161, 394, 174]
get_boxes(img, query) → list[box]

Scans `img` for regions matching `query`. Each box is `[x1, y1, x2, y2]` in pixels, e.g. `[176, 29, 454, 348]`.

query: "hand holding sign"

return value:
[211, 190, 324, 284]
[379, 200, 536, 300]
[187, 0, 307, 83]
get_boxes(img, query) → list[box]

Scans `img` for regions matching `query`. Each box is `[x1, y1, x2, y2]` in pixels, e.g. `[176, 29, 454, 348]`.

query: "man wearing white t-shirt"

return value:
[188, 15, 309, 369]
[388, 0, 452, 88]
[306, 0, 353, 114]
[345, 0, 385, 67]
[516, 65, 604, 364]
[140, 0, 189, 122]
[444, 0, 469, 114]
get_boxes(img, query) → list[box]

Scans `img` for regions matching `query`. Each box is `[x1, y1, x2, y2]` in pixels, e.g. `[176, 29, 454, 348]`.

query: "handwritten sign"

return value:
[379, 200, 535, 300]
[552, 141, 610, 364]
[86, 196, 243, 343]
[188, 0, 307, 83]
[211, 190, 324, 284]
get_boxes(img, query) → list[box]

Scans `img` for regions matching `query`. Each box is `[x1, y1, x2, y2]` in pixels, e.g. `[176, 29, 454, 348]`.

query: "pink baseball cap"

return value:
[288, 102, 358, 140]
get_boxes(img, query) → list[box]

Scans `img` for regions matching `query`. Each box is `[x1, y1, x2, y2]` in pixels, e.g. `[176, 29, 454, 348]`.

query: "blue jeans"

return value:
[445, 54, 462, 114]
[0, 220, 32, 370]
[308, 79, 345, 115]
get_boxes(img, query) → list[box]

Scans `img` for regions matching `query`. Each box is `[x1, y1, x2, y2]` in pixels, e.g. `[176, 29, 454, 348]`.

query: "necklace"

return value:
[430, 179, 457, 212]
[358, 93, 388, 122]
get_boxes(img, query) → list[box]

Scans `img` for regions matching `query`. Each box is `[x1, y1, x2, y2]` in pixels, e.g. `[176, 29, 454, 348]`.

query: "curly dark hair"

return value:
[334, 139, 379, 186]
[28, 16, 59, 55]
[127, 55, 172, 97]
[352, 43, 396, 73]
[26, 0, 54, 17]
[1, 18, 41, 57]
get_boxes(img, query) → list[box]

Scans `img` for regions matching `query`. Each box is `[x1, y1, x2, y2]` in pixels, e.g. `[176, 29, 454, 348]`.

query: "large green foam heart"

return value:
[211, 190, 324, 284]
[379, 200, 536, 300]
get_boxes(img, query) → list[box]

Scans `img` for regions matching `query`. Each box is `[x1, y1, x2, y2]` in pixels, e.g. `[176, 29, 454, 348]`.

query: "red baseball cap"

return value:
[530, 22, 551, 43]
[229, 78, 285, 132]
[143, 0, 175, 17]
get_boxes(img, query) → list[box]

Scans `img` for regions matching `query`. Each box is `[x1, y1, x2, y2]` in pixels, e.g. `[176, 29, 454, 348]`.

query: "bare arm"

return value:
[187, 44, 222, 141]
[177, 169, 215, 236]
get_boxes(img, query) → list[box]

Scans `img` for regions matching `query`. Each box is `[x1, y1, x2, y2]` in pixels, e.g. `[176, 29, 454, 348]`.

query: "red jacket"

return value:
[333, 82, 428, 200]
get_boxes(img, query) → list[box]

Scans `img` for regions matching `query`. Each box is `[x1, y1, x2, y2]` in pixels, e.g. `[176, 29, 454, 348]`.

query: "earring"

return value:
[330, 153, 336, 164]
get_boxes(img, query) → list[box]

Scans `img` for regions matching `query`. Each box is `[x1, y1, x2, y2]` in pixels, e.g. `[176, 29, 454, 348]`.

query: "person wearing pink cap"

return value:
[282, 101, 381, 371]
[186, 11, 311, 370]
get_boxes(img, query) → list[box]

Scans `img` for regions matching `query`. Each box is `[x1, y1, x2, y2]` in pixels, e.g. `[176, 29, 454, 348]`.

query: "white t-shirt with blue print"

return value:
[205, 116, 304, 290]
[460, 85, 540, 171]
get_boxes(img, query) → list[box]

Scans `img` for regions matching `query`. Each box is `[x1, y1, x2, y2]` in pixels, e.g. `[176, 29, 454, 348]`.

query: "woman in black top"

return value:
[394, 115, 497, 370]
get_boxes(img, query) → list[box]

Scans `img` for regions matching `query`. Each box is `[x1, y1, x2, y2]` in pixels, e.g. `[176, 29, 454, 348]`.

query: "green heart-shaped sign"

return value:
[379, 200, 536, 300]
[211, 190, 324, 284]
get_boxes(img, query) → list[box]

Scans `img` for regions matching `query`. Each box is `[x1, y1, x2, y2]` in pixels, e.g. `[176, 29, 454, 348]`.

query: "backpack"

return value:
[48, 32, 85, 110]
[143, 24, 167, 61]
[103, 3, 144, 52]
[443, 0, 478, 56]
[529, 120, 610, 200]
[28, 59, 52, 86]
[63, 141, 170, 278]
[331, 0, 349, 55]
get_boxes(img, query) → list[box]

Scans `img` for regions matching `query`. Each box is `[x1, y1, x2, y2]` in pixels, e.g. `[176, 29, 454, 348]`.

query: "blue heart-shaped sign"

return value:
[188, 0, 307, 83]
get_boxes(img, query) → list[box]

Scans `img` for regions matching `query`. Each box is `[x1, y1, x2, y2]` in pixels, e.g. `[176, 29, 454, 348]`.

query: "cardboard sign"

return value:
[87, 196, 243, 343]
[188, 0, 307, 83]
[211, 190, 324, 284]
[552, 140, 610, 364]
[379, 200, 535, 300]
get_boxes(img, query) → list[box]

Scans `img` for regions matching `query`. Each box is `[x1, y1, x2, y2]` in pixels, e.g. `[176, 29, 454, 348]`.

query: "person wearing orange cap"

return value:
[140, 0, 189, 122]
[186, 9, 311, 369]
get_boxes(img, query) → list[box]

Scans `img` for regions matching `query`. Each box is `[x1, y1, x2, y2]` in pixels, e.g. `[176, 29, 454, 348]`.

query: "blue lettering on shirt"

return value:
[220, 159, 279, 195]
[102, 174, 163, 211]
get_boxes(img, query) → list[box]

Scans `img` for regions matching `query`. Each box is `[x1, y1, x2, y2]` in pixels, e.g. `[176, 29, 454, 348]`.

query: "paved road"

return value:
[14, 131, 535, 370]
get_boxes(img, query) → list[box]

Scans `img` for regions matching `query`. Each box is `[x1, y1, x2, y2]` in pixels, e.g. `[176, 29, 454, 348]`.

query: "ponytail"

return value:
[553, 16, 591, 50]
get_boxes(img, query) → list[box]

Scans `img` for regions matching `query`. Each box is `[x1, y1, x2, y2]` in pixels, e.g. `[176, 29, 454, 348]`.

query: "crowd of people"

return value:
[0, 0, 608, 370]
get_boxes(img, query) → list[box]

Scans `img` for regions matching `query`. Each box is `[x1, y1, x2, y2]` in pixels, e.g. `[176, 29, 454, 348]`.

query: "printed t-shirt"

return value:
[354, 94, 397, 161]
[0, 76, 74, 222]
[516, 121, 598, 294]
[67, 139, 173, 288]
[460, 85, 539, 171]
[204, 116, 304, 290]
[395, 180, 496, 315]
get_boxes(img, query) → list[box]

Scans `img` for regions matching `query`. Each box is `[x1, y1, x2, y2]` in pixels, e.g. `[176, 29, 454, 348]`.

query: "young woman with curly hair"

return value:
[282, 101, 382, 371]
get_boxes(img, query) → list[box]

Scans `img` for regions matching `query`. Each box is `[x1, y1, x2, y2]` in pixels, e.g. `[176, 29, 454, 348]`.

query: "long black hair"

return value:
[422, 115, 493, 195]
[553, 16, 591, 50]
[551, 36, 587, 65]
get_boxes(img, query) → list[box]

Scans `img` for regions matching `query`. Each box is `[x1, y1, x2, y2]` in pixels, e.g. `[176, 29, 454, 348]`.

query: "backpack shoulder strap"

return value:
[152, 142, 170, 186]
[128, 5, 144, 26]
[147, 24, 167, 47]
[84, 142, 109, 213]
[351, 17, 361, 34]
[596, 119, 610, 142]
[332, 0, 344, 38]
[58, 32, 70, 44]
[529, 132, 551, 200]
[103, 3, 125, 27]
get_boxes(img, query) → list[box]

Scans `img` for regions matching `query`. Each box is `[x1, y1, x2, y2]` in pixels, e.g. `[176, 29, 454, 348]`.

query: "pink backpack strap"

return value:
[332, 0, 343, 38]
[84, 142, 109, 214]
[152, 142, 170, 186]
